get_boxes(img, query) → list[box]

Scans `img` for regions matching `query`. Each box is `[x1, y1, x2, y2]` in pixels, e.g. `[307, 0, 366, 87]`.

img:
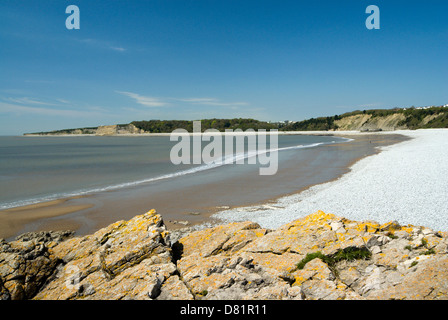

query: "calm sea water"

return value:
[0, 135, 346, 210]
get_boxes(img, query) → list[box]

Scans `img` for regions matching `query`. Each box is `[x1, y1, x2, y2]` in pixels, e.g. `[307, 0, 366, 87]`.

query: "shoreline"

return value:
[0, 131, 408, 240]
[205, 132, 409, 224]
[22, 129, 394, 137]
[213, 129, 448, 232]
[0, 198, 94, 240]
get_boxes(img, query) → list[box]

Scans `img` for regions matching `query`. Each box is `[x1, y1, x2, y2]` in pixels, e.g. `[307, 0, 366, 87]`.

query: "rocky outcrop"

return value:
[32, 210, 188, 300]
[1, 210, 447, 300]
[0, 231, 73, 299]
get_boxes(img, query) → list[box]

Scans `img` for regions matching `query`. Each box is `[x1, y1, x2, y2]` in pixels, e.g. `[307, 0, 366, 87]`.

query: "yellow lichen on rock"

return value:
[2, 210, 448, 300]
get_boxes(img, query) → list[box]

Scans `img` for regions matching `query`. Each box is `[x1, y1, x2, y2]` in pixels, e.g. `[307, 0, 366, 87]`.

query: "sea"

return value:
[0, 134, 349, 211]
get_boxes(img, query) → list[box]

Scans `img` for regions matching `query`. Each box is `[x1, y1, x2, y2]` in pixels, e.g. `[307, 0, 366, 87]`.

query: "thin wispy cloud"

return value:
[5, 96, 78, 108]
[56, 99, 71, 104]
[24, 80, 55, 84]
[334, 102, 383, 110]
[0, 102, 104, 118]
[78, 38, 127, 52]
[359, 102, 383, 108]
[116, 91, 169, 107]
[198, 100, 249, 107]
[184, 107, 268, 120]
[117, 92, 249, 109]
[110, 46, 126, 52]
[0, 95, 112, 118]
[7, 97, 59, 106]
[175, 97, 249, 107]
[174, 98, 217, 103]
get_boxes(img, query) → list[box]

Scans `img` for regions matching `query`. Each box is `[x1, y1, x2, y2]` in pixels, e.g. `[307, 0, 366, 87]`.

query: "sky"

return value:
[0, 0, 447, 135]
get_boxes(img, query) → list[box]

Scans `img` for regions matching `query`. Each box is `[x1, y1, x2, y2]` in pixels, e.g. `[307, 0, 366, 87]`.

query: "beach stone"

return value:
[174, 220, 189, 226]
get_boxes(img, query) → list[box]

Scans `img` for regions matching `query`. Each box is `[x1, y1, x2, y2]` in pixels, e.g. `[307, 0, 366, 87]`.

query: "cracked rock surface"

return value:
[1, 210, 447, 300]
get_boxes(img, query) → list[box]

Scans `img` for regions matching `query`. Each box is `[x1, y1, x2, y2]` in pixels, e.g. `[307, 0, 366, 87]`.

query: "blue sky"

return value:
[1, 0, 447, 135]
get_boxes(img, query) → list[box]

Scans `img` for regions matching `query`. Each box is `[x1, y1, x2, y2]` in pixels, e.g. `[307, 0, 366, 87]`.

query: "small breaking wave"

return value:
[0, 139, 350, 210]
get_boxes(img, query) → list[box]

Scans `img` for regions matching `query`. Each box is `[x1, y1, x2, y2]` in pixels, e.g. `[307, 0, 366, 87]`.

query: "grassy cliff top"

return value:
[24, 105, 448, 135]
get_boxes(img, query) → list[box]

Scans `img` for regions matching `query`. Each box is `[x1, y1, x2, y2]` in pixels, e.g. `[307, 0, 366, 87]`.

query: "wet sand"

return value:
[0, 198, 94, 239]
[0, 132, 409, 240]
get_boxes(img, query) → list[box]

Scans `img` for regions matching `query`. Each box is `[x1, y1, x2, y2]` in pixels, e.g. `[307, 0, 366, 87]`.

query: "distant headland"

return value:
[23, 104, 448, 136]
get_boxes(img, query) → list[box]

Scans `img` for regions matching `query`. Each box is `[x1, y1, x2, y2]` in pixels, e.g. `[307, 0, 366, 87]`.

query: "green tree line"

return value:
[25, 105, 448, 135]
[281, 106, 448, 131]
[131, 118, 277, 133]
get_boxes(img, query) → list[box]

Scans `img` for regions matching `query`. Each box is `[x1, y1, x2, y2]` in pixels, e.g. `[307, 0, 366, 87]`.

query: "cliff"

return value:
[24, 106, 448, 136]
[332, 111, 448, 131]
[24, 124, 144, 136]
[333, 113, 407, 131]
[1, 209, 447, 300]
[95, 124, 145, 136]
[284, 106, 448, 132]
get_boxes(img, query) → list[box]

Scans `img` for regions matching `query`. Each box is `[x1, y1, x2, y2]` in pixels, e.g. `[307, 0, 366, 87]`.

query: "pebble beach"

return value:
[214, 129, 448, 232]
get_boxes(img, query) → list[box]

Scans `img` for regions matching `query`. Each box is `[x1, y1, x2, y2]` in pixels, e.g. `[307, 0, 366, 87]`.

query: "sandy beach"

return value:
[0, 198, 94, 239]
[214, 129, 448, 232]
[0, 132, 407, 240]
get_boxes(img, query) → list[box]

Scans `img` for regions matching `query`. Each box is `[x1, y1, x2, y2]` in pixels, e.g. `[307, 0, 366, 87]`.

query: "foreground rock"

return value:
[33, 210, 191, 300]
[0, 231, 73, 299]
[1, 210, 447, 300]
